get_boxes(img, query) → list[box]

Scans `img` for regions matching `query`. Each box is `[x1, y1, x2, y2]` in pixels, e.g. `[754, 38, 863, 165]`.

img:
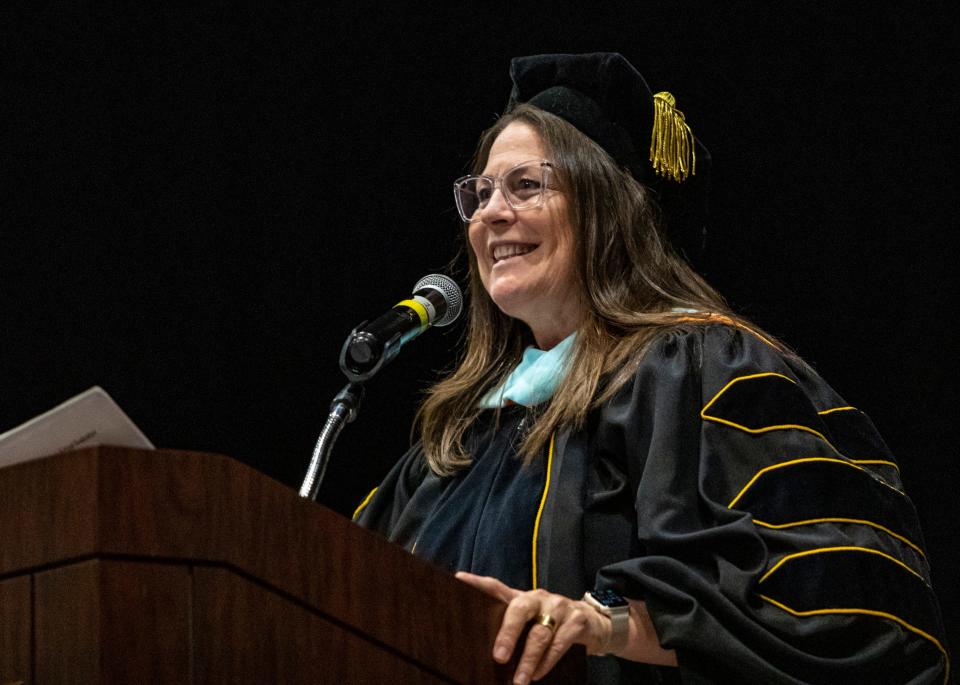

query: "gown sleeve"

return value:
[594, 324, 948, 684]
[351, 441, 432, 549]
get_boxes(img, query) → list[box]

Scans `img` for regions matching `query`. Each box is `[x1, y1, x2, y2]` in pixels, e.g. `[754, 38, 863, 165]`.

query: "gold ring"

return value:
[535, 613, 557, 632]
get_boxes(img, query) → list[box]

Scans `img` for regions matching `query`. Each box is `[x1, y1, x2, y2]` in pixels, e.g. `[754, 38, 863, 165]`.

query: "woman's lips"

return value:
[491, 243, 538, 263]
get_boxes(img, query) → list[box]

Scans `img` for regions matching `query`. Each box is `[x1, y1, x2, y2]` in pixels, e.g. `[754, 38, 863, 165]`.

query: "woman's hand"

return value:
[456, 572, 677, 683]
[455, 571, 612, 684]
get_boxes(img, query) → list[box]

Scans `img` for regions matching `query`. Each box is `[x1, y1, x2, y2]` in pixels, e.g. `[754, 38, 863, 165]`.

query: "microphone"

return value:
[339, 274, 463, 381]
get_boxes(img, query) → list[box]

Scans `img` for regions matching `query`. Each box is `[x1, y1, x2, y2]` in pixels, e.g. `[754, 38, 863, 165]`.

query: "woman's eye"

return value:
[477, 187, 492, 202]
[510, 176, 541, 198]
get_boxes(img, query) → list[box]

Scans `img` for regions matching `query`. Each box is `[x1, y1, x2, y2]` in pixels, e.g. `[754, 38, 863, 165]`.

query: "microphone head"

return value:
[413, 274, 463, 327]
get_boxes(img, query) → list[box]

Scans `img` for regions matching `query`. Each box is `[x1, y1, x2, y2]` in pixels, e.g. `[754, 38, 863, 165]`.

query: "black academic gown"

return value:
[355, 324, 948, 684]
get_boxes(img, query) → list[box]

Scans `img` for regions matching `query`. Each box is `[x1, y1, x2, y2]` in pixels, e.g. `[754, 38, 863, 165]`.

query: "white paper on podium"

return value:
[0, 386, 154, 469]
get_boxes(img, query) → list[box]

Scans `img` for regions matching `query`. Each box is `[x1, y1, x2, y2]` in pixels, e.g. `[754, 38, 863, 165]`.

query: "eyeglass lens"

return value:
[455, 162, 548, 222]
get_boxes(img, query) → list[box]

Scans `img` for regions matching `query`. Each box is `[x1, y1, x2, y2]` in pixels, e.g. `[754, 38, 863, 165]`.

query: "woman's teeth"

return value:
[492, 244, 536, 262]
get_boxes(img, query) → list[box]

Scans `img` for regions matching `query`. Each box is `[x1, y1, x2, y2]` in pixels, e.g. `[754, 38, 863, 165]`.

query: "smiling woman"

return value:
[354, 53, 948, 684]
[466, 124, 580, 351]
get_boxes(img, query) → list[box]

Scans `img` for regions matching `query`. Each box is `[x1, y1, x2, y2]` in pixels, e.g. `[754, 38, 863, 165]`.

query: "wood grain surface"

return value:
[0, 575, 30, 683]
[193, 565, 450, 683]
[34, 558, 191, 683]
[0, 447, 585, 683]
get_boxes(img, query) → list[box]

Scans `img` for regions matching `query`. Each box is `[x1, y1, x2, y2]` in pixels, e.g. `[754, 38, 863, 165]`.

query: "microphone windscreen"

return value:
[413, 274, 463, 327]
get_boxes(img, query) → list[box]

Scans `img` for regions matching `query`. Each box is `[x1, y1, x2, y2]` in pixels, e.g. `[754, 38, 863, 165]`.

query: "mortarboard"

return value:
[507, 52, 711, 262]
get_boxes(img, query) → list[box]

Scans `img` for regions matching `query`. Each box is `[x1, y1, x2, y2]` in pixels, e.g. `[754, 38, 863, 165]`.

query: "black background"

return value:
[3, 2, 957, 664]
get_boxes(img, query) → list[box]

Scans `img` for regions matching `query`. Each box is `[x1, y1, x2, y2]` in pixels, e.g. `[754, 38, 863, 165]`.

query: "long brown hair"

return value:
[416, 104, 772, 475]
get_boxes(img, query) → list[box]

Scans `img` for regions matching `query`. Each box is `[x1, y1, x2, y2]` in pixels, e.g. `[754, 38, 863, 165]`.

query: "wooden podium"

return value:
[0, 447, 585, 683]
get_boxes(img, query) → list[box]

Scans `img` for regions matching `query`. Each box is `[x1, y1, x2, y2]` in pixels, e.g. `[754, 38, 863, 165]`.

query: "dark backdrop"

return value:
[3, 2, 957, 663]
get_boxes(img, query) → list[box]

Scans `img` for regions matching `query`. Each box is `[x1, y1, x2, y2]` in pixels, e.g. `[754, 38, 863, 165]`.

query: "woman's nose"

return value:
[478, 186, 515, 224]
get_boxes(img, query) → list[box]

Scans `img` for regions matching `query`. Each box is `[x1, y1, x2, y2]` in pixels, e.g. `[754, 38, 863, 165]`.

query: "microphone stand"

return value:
[298, 381, 364, 501]
[297, 273, 461, 502]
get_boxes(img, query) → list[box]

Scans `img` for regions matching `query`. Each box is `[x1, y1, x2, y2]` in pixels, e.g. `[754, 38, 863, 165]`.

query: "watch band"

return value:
[582, 589, 630, 655]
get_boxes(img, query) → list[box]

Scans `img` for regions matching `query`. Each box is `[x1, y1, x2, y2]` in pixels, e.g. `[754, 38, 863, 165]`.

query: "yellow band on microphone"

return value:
[395, 299, 429, 329]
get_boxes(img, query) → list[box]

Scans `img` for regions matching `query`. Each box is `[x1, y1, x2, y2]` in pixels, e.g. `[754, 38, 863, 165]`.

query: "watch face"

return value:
[592, 589, 629, 609]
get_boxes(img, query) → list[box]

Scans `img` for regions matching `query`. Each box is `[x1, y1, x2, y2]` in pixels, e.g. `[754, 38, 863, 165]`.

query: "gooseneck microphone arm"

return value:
[299, 274, 462, 502]
[298, 381, 364, 501]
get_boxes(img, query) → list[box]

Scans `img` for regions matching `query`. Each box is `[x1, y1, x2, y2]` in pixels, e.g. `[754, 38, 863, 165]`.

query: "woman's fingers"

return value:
[454, 571, 519, 603]
[529, 604, 591, 680]
[456, 573, 542, 665]
[454, 573, 598, 684]
[495, 590, 549, 665]
[512, 617, 558, 684]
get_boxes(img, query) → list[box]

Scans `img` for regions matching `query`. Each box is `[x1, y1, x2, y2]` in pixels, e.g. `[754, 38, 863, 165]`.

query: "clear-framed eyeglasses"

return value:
[453, 160, 555, 223]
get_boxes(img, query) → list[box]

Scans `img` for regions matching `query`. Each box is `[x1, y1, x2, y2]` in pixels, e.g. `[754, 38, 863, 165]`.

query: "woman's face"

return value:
[468, 122, 582, 349]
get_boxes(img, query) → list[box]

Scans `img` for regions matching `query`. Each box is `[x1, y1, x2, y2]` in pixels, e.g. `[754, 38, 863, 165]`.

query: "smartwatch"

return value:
[582, 589, 630, 655]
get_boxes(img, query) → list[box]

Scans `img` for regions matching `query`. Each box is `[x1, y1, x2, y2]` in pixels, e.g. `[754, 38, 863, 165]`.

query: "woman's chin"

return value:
[488, 285, 536, 321]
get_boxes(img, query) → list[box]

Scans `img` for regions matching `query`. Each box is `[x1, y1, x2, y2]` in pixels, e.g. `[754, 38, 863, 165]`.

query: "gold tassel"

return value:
[649, 91, 696, 182]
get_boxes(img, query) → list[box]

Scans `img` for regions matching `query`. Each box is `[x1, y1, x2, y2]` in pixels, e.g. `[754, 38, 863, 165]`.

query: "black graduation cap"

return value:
[507, 52, 711, 263]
